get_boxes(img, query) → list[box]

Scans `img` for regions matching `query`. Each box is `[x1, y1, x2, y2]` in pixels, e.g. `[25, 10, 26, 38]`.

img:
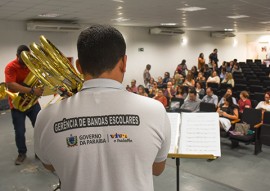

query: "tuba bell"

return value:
[21, 35, 83, 100]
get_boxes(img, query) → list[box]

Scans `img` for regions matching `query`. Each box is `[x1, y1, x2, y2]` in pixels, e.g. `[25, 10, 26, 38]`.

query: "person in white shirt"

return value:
[256, 92, 270, 111]
[34, 25, 171, 191]
[207, 71, 220, 85]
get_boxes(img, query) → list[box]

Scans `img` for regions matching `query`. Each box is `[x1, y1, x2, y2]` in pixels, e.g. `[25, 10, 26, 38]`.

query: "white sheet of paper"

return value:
[167, 113, 181, 154]
[179, 112, 221, 157]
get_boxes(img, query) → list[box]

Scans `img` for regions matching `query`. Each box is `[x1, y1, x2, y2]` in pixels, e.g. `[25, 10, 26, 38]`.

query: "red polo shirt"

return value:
[5, 58, 30, 109]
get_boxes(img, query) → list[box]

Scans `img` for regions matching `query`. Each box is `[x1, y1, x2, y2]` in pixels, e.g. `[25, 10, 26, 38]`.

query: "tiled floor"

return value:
[1, 110, 269, 191]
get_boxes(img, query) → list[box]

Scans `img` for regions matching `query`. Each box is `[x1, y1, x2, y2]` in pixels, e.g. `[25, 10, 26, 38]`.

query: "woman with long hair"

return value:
[218, 95, 239, 131]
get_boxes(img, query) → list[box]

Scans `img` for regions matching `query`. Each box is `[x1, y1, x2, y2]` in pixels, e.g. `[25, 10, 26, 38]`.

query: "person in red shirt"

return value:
[5, 45, 43, 165]
[154, 89, 168, 108]
[238, 91, 251, 114]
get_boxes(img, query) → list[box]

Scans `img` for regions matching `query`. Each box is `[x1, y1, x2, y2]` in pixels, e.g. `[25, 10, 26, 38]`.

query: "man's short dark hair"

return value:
[189, 87, 196, 95]
[77, 25, 126, 77]
[17, 45, 29, 56]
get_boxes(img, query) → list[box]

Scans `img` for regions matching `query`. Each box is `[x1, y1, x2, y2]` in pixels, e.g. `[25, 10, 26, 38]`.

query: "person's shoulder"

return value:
[5, 59, 17, 69]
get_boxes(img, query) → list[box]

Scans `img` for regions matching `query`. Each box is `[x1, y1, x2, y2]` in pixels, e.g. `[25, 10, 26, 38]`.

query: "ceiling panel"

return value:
[0, 0, 269, 33]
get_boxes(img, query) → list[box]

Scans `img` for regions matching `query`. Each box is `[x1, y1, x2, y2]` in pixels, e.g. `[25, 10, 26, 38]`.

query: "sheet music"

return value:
[179, 113, 221, 157]
[167, 113, 181, 154]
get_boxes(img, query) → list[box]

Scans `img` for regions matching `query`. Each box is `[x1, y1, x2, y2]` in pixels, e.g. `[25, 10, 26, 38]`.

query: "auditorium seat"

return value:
[253, 92, 265, 102]
[199, 102, 216, 112]
[229, 108, 262, 155]
[249, 85, 264, 93]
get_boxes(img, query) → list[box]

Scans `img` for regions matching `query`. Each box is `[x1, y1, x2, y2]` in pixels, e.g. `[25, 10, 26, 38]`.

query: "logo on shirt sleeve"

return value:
[66, 134, 78, 147]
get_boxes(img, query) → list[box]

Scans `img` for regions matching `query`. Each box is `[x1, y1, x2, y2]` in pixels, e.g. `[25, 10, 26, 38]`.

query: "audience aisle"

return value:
[0, 111, 269, 191]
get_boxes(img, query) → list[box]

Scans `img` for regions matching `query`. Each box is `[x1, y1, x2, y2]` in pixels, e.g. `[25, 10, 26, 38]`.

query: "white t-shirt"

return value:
[34, 79, 171, 191]
[255, 101, 270, 111]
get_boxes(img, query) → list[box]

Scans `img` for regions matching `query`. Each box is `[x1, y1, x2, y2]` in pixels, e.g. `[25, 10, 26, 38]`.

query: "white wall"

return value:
[0, 20, 247, 93]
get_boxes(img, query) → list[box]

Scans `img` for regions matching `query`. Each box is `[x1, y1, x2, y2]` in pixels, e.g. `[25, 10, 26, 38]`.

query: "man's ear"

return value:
[120, 55, 127, 73]
[76, 59, 82, 74]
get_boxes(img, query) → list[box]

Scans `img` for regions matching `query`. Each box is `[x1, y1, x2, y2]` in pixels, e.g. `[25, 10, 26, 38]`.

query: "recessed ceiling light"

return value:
[111, 17, 130, 22]
[118, 12, 123, 16]
[160, 23, 177, 26]
[113, 0, 124, 2]
[200, 26, 213, 29]
[38, 13, 60, 18]
[117, 6, 123, 10]
[260, 21, 270, 24]
[177, 7, 206, 12]
[224, 28, 234, 31]
[227, 15, 249, 19]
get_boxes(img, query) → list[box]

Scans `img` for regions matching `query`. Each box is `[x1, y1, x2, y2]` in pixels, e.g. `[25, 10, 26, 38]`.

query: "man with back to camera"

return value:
[5, 45, 43, 165]
[34, 25, 171, 191]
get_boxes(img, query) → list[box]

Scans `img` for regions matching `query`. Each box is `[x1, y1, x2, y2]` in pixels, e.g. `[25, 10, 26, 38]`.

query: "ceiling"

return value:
[0, 0, 270, 33]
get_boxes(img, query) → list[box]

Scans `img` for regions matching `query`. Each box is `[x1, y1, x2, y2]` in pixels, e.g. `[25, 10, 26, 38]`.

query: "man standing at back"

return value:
[34, 25, 171, 191]
[143, 64, 151, 86]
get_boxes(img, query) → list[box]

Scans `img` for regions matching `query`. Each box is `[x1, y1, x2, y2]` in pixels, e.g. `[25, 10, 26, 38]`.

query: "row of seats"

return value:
[167, 100, 270, 155]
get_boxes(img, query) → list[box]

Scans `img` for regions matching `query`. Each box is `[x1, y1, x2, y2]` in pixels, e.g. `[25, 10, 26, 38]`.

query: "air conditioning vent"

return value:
[210, 32, 235, 39]
[26, 21, 82, 32]
[149, 27, 185, 36]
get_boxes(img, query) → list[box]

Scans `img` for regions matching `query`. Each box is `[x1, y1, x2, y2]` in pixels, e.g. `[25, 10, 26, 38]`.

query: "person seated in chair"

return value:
[217, 95, 239, 132]
[201, 87, 218, 107]
[137, 85, 148, 97]
[153, 89, 168, 108]
[218, 88, 238, 106]
[255, 91, 270, 112]
[180, 87, 201, 112]
[221, 72, 235, 88]
[163, 81, 175, 100]
[238, 91, 251, 114]
[206, 71, 220, 85]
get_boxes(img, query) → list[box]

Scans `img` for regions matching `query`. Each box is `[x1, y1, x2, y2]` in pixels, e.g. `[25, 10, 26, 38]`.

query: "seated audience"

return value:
[196, 71, 206, 84]
[221, 72, 235, 87]
[231, 63, 242, 73]
[137, 85, 148, 97]
[226, 61, 233, 72]
[238, 91, 251, 114]
[191, 66, 198, 79]
[211, 61, 219, 75]
[146, 77, 155, 90]
[174, 72, 184, 86]
[219, 68, 227, 81]
[203, 64, 212, 79]
[207, 71, 220, 85]
[201, 87, 218, 107]
[195, 82, 205, 99]
[164, 81, 176, 99]
[217, 95, 239, 132]
[126, 79, 138, 93]
[157, 76, 164, 89]
[162, 72, 170, 86]
[154, 89, 168, 108]
[255, 92, 270, 111]
[148, 81, 158, 98]
[183, 73, 195, 87]
[180, 88, 201, 112]
[175, 85, 187, 99]
[218, 88, 238, 106]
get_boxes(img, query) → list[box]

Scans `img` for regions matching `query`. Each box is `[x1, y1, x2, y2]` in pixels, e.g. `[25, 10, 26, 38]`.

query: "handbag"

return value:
[234, 122, 250, 136]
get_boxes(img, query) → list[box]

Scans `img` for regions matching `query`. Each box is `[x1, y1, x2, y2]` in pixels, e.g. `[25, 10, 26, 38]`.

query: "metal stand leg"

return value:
[176, 158, 180, 191]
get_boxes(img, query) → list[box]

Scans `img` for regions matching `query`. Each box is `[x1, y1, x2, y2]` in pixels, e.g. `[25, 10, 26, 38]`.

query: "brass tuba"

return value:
[1, 74, 45, 112]
[21, 35, 83, 100]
